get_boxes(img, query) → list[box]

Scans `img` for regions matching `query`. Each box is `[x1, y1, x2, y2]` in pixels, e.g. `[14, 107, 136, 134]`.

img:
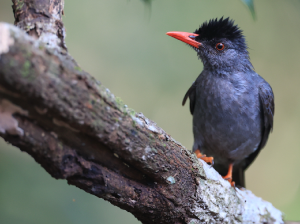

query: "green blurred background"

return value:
[1, 0, 300, 223]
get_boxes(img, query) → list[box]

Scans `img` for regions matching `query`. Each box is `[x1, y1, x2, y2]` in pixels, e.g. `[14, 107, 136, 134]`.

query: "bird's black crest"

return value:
[194, 17, 244, 41]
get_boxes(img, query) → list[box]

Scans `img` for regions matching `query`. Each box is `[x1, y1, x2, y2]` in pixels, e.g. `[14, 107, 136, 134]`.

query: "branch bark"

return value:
[0, 1, 285, 223]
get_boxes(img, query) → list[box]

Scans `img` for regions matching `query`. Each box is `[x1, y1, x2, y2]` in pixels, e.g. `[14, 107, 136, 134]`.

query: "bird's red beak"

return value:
[166, 32, 201, 48]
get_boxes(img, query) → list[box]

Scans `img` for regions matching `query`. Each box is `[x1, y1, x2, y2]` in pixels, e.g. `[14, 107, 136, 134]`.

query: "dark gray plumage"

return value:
[169, 18, 274, 187]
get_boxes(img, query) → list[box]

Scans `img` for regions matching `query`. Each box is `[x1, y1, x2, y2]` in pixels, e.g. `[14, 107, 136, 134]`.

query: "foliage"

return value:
[241, 0, 256, 20]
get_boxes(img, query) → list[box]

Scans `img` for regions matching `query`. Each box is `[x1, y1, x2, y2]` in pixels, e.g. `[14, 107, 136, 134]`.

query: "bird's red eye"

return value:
[216, 43, 225, 51]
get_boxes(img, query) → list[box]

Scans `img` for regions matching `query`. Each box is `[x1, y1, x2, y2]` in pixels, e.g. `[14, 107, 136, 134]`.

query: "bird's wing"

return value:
[243, 81, 275, 170]
[182, 82, 197, 114]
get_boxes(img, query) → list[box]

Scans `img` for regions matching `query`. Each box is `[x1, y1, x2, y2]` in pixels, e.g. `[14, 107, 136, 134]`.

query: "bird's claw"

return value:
[222, 176, 235, 187]
[222, 163, 235, 187]
[195, 149, 214, 165]
[205, 157, 214, 167]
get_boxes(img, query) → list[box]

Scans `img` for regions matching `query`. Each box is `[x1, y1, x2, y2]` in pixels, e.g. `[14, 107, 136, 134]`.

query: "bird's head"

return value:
[167, 17, 253, 73]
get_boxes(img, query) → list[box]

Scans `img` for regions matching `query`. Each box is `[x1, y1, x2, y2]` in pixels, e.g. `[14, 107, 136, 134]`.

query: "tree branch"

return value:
[0, 1, 285, 223]
[12, 0, 67, 50]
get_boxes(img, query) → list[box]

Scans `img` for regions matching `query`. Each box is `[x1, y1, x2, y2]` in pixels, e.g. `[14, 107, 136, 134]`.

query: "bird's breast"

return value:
[193, 74, 262, 161]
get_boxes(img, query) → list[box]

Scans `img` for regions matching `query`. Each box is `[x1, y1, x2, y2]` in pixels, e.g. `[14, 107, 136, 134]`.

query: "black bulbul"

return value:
[166, 17, 274, 187]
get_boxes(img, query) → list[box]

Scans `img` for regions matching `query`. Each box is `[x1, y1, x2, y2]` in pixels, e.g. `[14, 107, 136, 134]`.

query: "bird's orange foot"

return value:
[194, 149, 214, 165]
[222, 163, 235, 187]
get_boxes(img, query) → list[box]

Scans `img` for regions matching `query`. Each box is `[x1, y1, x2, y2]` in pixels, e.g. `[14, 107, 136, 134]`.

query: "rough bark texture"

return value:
[12, 0, 67, 50]
[0, 0, 288, 223]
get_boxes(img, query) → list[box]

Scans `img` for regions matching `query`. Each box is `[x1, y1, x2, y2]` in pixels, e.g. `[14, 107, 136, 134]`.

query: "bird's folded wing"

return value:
[242, 81, 274, 170]
[182, 82, 197, 115]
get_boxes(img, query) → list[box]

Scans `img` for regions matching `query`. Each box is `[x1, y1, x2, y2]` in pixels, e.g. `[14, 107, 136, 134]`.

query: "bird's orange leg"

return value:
[194, 149, 214, 165]
[222, 163, 235, 187]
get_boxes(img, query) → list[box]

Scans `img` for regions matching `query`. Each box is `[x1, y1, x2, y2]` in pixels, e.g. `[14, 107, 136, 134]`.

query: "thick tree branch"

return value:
[0, 1, 285, 223]
[0, 22, 284, 224]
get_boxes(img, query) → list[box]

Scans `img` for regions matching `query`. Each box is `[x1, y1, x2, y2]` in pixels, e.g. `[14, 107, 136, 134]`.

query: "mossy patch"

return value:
[21, 60, 34, 80]
[115, 97, 125, 110]
[16, 0, 24, 10]
[132, 119, 136, 127]
[74, 66, 82, 72]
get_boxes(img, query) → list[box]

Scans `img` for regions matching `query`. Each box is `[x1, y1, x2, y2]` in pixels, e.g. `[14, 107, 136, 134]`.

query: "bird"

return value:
[166, 17, 274, 187]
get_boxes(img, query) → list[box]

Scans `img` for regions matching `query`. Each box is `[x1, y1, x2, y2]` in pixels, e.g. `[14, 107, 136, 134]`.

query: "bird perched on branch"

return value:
[166, 17, 274, 187]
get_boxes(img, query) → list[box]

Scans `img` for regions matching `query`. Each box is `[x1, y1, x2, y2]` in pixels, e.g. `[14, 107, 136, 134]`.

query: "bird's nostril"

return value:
[189, 35, 196, 39]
